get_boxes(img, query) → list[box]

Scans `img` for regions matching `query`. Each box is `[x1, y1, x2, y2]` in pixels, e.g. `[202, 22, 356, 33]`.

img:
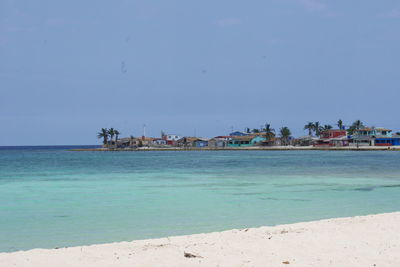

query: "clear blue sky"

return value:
[1, 0, 400, 145]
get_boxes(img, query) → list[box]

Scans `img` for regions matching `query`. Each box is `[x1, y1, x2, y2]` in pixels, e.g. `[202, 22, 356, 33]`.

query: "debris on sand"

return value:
[184, 252, 202, 258]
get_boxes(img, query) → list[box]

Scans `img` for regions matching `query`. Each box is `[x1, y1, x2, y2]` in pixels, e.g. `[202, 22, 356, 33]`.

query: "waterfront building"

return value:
[177, 137, 199, 147]
[193, 138, 209, 147]
[250, 136, 266, 145]
[314, 130, 349, 147]
[163, 134, 182, 146]
[228, 136, 253, 147]
[375, 134, 400, 146]
[153, 138, 167, 146]
[208, 136, 230, 148]
[229, 131, 250, 136]
[352, 127, 392, 146]
[293, 136, 319, 146]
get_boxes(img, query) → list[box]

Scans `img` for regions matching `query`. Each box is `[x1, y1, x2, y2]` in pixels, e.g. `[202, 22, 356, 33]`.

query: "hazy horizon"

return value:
[1, 0, 400, 145]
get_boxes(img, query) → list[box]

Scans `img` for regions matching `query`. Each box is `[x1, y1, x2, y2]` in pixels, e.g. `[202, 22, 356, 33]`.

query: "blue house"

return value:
[193, 139, 209, 147]
[228, 136, 253, 147]
[353, 127, 396, 146]
[375, 137, 400, 146]
[229, 131, 249, 136]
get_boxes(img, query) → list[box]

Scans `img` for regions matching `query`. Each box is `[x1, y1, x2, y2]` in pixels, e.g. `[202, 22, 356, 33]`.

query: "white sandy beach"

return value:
[1, 212, 399, 267]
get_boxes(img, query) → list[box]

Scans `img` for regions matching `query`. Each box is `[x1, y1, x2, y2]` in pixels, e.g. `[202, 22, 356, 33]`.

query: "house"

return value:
[228, 136, 253, 147]
[314, 130, 349, 147]
[320, 129, 348, 139]
[375, 134, 400, 146]
[293, 136, 319, 146]
[115, 136, 155, 148]
[229, 131, 250, 136]
[193, 138, 209, 148]
[140, 137, 156, 146]
[153, 138, 167, 146]
[250, 136, 266, 145]
[115, 137, 132, 148]
[163, 134, 182, 146]
[208, 136, 230, 148]
[353, 127, 392, 138]
[177, 137, 199, 147]
[352, 127, 392, 146]
[262, 137, 284, 146]
[213, 136, 232, 140]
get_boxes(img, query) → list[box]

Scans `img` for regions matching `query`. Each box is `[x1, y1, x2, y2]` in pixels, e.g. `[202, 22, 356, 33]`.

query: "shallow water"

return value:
[1, 147, 400, 252]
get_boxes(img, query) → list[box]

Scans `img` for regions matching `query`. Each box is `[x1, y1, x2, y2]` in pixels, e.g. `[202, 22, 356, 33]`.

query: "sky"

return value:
[1, 0, 400, 145]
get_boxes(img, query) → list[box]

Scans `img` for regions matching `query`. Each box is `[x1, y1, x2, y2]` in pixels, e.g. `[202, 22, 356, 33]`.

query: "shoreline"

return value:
[70, 146, 400, 152]
[1, 212, 399, 266]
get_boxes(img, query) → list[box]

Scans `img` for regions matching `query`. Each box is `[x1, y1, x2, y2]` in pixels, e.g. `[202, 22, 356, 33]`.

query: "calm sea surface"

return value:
[1, 146, 400, 252]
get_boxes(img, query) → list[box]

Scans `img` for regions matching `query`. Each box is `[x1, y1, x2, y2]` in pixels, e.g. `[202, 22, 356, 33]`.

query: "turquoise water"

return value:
[1, 147, 400, 252]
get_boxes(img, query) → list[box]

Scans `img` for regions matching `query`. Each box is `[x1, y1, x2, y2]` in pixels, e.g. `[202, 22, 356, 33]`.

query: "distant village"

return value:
[97, 120, 400, 149]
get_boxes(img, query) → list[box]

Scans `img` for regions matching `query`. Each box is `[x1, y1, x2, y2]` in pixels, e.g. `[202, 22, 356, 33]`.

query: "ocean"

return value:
[1, 146, 400, 252]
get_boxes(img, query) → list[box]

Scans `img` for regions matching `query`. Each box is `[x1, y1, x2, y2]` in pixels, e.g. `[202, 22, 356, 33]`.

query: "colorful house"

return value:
[353, 128, 392, 138]
[375, 134, 400, 146]
[163, 134, 182, 146]
[352, 127, 393, 146]
[320, 130, 348, 139]
[228, 136, 253, 147]
[315, 130, 349, 147]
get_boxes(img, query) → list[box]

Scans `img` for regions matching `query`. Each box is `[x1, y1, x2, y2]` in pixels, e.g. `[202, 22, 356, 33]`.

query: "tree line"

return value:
[244, 123, 291, 144]
[303, 119, 364, 136]
[96, 120, 367, 145]
[246, 119, 366, 140]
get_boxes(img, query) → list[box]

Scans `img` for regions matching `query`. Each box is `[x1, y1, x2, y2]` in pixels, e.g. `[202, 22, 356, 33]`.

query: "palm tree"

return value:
[108, 128, 115, 141]
[337, 119, 343, 130]
[348, 120, 364, 135]
[264, 123, 275, 140]
[304, 122, 314, 136]
[322, 124, 333, 131]
[313, 121, 322, 137]
[279, 126, 292, 146]
[113, 129, 120, 148]
[348, 120, 365, 135]
[252, 129, 260, 133]
[107, 128, 116, 147]
[97, 128, 109, 146]
[353, 120, 364, 130]
[114, 130, 120, 142]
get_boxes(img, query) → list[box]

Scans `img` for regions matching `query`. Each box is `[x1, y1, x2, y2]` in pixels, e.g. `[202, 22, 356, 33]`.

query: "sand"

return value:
[1, 212, 399, 267]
